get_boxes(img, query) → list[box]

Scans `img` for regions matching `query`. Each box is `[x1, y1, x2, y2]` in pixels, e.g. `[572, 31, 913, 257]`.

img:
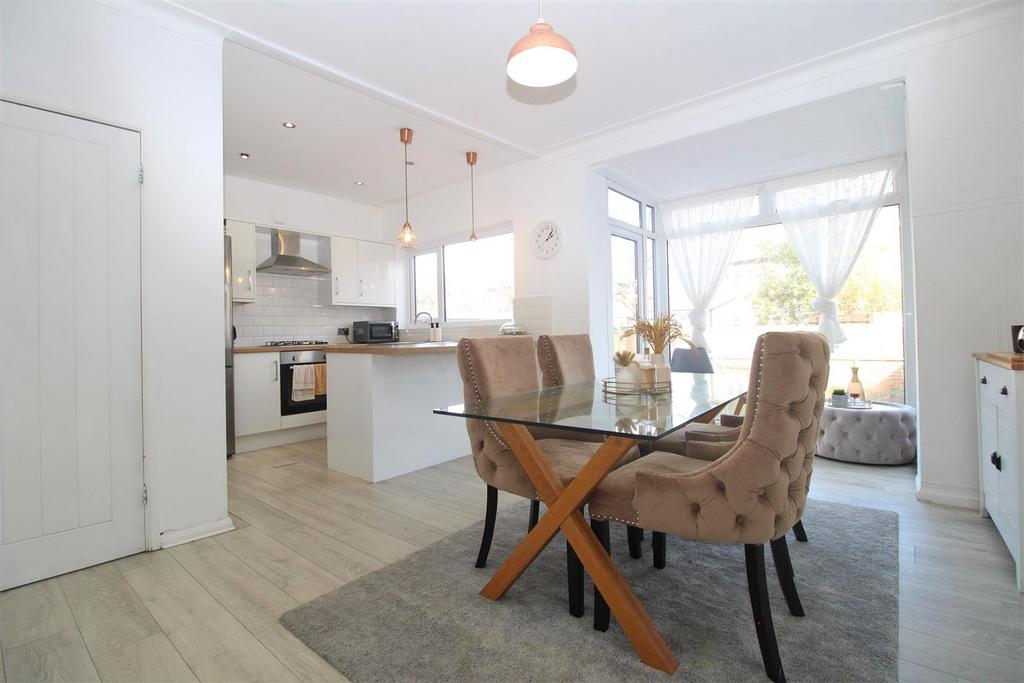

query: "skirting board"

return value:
[159, 516, 235, 549]
[917, 482, 980, 509]
[235, 423, 326, 453]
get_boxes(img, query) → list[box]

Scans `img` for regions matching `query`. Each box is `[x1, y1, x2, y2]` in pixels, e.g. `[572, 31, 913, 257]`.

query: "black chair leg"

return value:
[627, 525, 643, 559]
[475, 485, 498, 568]
[591, 519, 611, 632]
[745, 544, 786, 683]
[528, 499, 540, 531]
[792, 520, 807, 543]
[769, 535, 805, 617]
[567, 540, 584, 618]
[652, 531, 666, 569]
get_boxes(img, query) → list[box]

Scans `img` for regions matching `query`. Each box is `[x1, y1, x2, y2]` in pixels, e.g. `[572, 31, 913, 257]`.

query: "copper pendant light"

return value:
[466, 151, 478, 241]
[396, 128, 417, 250]
[506, 0, 577, 88]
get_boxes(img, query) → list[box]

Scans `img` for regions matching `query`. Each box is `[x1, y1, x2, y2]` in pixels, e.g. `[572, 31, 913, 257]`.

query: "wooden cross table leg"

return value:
[480, 423, 679, 675]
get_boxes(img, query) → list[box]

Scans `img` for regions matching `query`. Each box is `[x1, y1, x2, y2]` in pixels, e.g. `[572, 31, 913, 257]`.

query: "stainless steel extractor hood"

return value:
[256, 229, 330, 276]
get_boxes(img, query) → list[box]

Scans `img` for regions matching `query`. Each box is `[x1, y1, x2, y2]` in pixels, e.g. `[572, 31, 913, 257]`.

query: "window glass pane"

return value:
[413, 252, 438, 320]
[645, 205, 655, 232]
[666, 205, 904, 401]
[611, 234, 639, 353]
[643, 237, 655, 319]
[443, 233, 514, 320]
[608, 188, 641, 227]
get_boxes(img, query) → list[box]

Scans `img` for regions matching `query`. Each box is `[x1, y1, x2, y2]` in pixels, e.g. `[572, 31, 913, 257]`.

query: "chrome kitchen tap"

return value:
[415, 311, 441, 341]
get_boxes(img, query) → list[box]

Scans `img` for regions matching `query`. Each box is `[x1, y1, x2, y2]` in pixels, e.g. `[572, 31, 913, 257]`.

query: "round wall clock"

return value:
[530, 220, 562, 259]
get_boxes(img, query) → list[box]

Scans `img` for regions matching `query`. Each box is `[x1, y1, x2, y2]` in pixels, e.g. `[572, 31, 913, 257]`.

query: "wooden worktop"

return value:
[973, 352, 1024, 371]
[234, 342, 458, 355]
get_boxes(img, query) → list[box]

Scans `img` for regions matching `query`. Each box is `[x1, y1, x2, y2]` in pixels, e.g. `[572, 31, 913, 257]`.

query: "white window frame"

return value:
[406, 221, 514, 327]
[607, 181, 659, 354]
[660, 156, 916, 406]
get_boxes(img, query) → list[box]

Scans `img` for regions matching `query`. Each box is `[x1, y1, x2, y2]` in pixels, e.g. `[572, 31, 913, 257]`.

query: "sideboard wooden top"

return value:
[973, 352, 1024, 371]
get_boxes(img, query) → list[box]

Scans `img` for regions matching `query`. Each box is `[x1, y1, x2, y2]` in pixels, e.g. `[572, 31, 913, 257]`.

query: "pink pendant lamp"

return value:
[506, 0, 577, 88]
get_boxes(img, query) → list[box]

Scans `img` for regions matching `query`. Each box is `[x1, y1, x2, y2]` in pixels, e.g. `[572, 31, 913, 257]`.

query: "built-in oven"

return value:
[279, 350, 327, 416]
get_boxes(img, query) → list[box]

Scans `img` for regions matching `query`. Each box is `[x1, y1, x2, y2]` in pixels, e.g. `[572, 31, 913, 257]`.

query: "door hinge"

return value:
[142, 484, 149, 505]
[138, 164, 144, 184]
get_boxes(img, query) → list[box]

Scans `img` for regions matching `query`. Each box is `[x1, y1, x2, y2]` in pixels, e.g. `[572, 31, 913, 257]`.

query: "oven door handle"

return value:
[273, 360, 279, 381]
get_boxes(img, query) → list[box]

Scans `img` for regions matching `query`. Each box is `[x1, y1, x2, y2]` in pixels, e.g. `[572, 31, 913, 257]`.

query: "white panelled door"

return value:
[0, 101, 145, 590]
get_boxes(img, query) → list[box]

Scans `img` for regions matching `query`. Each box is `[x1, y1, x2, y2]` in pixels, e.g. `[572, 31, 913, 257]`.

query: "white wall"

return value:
[1, 0, 230, 546]
[225, 175, 383, 241]
[388, 1, 1024, 508]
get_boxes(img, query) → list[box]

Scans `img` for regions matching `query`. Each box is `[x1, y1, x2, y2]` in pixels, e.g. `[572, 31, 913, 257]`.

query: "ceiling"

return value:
[601, 83, 908, 201]
[223, 43, 529, 205]
[195, 1, 978, 204]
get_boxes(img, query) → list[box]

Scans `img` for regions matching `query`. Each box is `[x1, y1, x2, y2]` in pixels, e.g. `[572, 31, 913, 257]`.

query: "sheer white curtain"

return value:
[664, 193, 757, 350]
[774, 158, 902, 349]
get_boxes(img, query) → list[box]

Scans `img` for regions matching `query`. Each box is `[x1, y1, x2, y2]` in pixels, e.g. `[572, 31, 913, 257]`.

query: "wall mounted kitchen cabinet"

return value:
[321, 237, 396, 307]
[225, 219, 256, 303]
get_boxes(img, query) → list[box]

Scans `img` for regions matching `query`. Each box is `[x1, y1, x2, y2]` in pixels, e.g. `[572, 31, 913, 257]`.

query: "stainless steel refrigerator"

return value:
[225, 233, 236, 457]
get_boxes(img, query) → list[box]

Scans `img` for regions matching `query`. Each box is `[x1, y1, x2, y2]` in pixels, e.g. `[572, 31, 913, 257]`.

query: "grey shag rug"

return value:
[281, 499, 898, 682]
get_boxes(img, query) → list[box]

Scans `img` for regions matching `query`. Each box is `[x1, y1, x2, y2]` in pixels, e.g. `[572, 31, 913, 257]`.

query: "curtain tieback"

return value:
[811, 296, 839, 317]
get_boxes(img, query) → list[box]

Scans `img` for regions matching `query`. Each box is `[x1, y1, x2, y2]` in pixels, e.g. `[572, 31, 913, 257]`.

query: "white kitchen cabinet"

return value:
[226, 220, 256, 303]
[321, 236, 396, 307]
[234, 352, 281, 436]
[328, 237, 360, 305]
[357, 240, 397, 306]
[975, 354, 1024, 591]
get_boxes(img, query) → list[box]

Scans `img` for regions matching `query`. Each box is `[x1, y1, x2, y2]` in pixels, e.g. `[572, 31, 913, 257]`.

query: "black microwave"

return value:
[351, 320, 399, 344]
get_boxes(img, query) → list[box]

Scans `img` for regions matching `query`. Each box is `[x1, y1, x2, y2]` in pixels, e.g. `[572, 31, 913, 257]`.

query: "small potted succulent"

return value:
[830, 387, 848, 407]
[613, 350, 638, 384]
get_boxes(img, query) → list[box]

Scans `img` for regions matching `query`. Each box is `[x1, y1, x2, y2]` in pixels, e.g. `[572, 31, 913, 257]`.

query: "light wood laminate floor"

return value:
[1, 439, 1021, 682]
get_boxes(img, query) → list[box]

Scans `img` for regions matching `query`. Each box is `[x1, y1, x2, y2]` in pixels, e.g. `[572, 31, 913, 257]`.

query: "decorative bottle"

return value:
[847, 366, 865, 400]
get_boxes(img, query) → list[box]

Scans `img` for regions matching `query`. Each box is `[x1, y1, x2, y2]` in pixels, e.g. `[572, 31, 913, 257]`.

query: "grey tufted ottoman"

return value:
[816, 401, 917, 465]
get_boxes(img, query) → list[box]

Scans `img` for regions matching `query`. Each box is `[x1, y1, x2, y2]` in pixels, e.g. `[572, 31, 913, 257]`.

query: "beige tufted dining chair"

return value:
[535, 333, 652, 558]
[457, 336, 638, 617]
[587, 331, 830, 682]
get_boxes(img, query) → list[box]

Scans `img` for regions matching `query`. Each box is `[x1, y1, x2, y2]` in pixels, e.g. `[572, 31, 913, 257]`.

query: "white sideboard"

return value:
[974, 352, 1024, 592]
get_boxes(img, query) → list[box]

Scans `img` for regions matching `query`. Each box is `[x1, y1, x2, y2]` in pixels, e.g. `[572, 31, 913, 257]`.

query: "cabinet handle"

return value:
[273, 360, 278, 381]
[980, 376, 987, 384]
[995, 454, 1003, 471]
[334, 276, 339, 296]
[1000, 386, 1008, 395]
[991, 451, 998, 466]
[247, 270, 253, 291]
[359, 279, 364, 298]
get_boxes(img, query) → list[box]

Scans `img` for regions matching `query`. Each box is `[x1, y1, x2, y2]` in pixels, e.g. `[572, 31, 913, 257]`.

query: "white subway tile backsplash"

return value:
[233, 272, 395, 347]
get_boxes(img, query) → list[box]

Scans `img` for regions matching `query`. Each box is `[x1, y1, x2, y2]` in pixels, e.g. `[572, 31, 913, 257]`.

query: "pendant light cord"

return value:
[537, 0, 544, 22]
[470, 162, 476, 238]
[404, 141, 409, 223]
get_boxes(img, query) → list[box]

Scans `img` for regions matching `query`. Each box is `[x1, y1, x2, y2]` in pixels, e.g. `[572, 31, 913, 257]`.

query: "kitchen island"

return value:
[325, 342, 467, 482]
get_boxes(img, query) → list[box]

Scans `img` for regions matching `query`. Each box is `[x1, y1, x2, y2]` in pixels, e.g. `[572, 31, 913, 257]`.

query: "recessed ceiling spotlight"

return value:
[239, 152, 250, 160]
[282, 121, 296, 129]
[354, 181, 365, 186]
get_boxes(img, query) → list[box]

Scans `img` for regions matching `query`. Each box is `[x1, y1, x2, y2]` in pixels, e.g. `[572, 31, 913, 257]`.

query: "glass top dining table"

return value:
[434, 371, 749, 441]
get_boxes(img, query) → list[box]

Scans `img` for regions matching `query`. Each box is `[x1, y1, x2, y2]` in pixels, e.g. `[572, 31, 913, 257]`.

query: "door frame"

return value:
[2, 97, 155, 549]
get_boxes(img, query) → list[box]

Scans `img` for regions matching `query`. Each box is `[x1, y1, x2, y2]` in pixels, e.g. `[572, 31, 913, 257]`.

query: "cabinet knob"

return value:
[1000, 386, 1009, 395]
[991, 451, 998, 465]
[980, 376, 987, 384]
[995, 455, 1003, 471]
